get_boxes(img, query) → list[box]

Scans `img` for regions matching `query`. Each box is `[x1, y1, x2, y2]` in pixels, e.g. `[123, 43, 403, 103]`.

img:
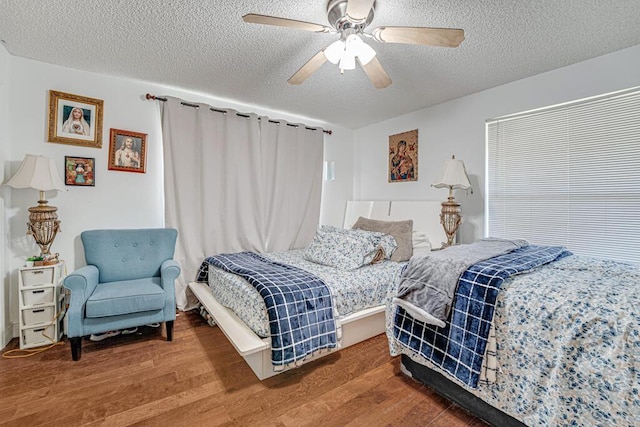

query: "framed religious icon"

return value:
[48, 90, 104, 148]
[108, 128, 147, 173]
[64, 156, 95, 186]
[388, 129, 418, 182]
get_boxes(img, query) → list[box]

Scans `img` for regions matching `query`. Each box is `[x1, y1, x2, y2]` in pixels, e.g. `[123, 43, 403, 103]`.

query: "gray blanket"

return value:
[394, 238, 528, 327]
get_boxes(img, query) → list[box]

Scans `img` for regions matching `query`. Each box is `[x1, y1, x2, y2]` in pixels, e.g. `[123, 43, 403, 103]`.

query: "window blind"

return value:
[486, 88, 640, 263]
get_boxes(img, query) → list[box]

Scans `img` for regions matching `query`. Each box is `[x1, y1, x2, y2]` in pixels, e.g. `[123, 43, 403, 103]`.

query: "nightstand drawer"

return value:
[22, 287, 55, 306]
[21, 268, 55, 287]
[22, 305, 55, 326]
[22, 324, 56, 347]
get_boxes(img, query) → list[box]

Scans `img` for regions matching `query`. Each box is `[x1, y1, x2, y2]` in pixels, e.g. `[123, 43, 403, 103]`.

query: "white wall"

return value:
[353, 44, 640, 244]
[321, 130, 354, 227]
[0, 44, 11, 348]
[2, 56, 353, 347]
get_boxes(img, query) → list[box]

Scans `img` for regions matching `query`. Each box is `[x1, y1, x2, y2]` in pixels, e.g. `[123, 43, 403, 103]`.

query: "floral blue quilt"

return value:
[392, 244, 570, 388]
[389, 253, 640, 426]
[197, 252, 337, 366]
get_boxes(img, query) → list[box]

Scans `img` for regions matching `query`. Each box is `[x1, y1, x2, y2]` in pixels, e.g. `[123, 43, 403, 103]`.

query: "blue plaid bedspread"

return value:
[197, 252, 338, 366]
[392, 244, 571, 388]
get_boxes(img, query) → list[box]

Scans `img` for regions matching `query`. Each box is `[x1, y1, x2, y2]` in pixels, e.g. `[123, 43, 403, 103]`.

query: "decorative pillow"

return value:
[304, 226, 376, 270]
[339, 227, 398, 261]
[303, 226, 398, 270]
[352, 217, 413, 262]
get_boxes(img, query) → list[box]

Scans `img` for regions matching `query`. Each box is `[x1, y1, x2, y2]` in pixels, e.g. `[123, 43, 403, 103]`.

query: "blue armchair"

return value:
[63, 228, 180, 360]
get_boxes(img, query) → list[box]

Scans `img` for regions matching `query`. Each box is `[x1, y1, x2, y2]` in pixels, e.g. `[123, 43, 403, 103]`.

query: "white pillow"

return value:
[411, 231, 432, 259]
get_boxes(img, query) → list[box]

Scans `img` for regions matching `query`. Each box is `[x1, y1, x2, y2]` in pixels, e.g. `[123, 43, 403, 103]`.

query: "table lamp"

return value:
[432, 155, 472, 248]
[6, 155, 66, 256]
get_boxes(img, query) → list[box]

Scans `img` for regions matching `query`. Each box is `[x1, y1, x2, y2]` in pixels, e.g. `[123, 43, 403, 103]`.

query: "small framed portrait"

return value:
[108, 128, 147, 173]
[64, 156, 95, 186]
[48, 90, 104, 148]
[388, 129, 419, 183]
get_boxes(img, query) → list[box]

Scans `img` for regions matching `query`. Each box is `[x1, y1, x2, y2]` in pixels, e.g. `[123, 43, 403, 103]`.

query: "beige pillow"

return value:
[352, 217, 413, 262]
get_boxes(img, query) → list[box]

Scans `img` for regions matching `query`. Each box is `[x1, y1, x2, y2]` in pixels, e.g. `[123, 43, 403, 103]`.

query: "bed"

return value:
[388, 244, 640, 426]
[188, 200, 448, 380]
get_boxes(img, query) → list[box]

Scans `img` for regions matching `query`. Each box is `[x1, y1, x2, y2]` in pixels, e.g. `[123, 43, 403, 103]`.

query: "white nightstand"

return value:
[18, 261, 66, 349]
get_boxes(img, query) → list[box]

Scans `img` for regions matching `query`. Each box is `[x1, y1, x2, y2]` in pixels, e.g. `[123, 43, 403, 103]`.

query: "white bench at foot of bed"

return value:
[188, 281, 386, 380]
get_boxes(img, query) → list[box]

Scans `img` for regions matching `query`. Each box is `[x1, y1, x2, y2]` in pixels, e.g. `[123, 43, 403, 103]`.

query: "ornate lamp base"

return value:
[27, 199, 61, 256]
[440, 197, 462, 248]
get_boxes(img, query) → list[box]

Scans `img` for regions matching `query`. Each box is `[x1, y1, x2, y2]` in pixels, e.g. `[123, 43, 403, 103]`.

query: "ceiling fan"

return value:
[242, 0, 464, 89]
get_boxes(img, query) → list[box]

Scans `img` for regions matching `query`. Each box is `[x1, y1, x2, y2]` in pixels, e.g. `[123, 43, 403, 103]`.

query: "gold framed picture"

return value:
[48, 90, 104, 148]
[108, 128, 147, 173]
[64, 156, 95, 186]
[389, 129, 418, 182]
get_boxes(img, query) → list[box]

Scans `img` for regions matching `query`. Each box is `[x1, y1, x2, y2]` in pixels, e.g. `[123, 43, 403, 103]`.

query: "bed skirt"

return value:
[400, 355, 525, 427]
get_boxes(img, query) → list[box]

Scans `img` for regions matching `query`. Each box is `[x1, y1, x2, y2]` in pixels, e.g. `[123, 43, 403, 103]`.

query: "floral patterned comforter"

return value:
[207, 249, 405, 338]
[388, 254, 640, 426]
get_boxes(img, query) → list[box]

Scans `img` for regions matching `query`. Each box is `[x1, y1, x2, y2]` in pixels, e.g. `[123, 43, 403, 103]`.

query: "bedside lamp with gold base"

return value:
[432, 155, 472, 248]
[6, 155, 66, 257]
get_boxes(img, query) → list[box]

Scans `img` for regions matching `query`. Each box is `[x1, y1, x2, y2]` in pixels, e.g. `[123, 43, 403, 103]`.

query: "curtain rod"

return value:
[146, 93, 332, 135]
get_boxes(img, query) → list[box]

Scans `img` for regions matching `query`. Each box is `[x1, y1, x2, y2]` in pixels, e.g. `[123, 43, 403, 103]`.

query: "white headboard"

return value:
[343, 200, 447, 249]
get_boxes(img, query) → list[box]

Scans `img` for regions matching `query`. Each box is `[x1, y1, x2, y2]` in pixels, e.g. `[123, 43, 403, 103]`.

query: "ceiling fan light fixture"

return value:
[355, 40, 376, 65]
[344, 34, 376, 65]
[339, 54, 356, 71]
[324, 39, 345, 64]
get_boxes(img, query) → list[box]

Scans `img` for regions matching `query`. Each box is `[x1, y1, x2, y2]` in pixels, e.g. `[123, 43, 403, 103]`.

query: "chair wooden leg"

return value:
[166, 320, 174, 341]
[70, 337, 82, 361]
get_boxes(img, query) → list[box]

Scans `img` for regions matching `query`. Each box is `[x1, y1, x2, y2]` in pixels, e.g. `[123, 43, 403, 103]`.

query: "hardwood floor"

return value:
[0, 311, 488, 426]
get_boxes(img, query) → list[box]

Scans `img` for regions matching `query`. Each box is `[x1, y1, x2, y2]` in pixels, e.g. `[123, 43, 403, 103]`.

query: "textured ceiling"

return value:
[1, 0, 640, 129]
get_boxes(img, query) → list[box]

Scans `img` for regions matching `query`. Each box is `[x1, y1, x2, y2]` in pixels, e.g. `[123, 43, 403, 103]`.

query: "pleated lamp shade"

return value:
[432, 156, 471, 190]
[6, 155, 66, 191]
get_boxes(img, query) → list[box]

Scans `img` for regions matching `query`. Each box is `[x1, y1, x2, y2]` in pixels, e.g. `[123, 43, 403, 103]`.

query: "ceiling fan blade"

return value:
[288, 50, 328, 85]
[372, 26, 465, 47]
[242, 14, 332, 33]
[360, 57, 392, 89]
[346, 0, 375, 22]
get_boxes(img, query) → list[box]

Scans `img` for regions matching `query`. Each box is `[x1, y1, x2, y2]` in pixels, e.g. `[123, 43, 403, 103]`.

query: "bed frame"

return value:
[188, 200, 447, 380]
[400, 355, 526, 426]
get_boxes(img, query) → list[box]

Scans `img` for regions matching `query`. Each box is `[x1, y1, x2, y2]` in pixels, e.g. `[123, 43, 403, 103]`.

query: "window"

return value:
[486, 87, 640, 263]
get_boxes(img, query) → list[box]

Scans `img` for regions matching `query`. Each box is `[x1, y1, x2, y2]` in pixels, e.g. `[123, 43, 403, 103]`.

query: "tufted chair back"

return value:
[81, 228, 177, 283]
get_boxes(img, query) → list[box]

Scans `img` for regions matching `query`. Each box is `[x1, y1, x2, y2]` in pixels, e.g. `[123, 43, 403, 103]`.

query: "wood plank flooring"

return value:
[0, 311, 488, 426]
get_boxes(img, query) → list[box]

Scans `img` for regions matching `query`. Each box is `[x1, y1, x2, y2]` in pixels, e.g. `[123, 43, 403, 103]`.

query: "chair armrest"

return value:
[62, 265, 99, 338]
[63, 265, 99, 303]
[160, 259, 180, 317]
[160, 259, 181, 289]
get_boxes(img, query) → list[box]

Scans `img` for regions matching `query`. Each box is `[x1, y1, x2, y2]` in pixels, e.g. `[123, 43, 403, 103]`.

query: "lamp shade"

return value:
[346, 34, 376, 65]
[339, 54, 356, 70]
[433, 156, 471, 190]
[324, 39, 345, 64]
[6, 155, 65, 192]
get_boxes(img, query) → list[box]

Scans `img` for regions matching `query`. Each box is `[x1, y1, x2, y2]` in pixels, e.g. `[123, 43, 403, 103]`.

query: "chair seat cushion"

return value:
[86, 277, 165, 318]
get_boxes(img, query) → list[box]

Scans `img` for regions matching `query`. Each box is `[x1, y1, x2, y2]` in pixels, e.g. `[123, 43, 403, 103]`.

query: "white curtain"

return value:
[160, 97, 323, 310]
[259, 118, 323, 252]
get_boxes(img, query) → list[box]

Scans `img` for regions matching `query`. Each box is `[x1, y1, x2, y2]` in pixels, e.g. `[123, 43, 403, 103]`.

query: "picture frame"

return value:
[108, 128, 147, 173]
[48, 90, 104, 148]
[388, 129, 418, 183]
[64, 156, 95, 186]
